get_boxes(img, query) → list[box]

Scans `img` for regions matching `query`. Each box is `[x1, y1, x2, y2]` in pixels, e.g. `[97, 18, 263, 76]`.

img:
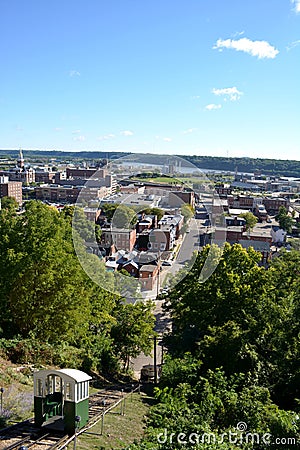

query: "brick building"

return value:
[0, 176, 22, 205]
[139, 264, 159, 290]
[35, 185, 80, 203]
[168, 191, 195, 208]
[100, 227, 137, 252]
[262, 197, 289, 215]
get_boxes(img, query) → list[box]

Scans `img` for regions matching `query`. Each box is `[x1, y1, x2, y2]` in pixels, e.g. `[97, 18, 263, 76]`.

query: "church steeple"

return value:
[17, 148, 24, 169]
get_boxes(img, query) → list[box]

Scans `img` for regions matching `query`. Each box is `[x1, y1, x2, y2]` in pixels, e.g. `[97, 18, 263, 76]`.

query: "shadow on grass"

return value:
[140, 384, 158, 407]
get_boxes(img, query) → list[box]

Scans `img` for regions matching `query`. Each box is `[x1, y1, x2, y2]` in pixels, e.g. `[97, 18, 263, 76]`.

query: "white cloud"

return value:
[69, 70, 81, 77]
[286, 39, 300, 51]
[212, 87, 243, 101]
[73, 135, 85, 142]
[232, 31, 245, 38]
[213, 37, 279, 59]
[54, 127, 62, 131]
[120, 130, 134, 136]
[205, 104, 222, 110]
[291, 0, 300, 13]
[163, 137, 172, 142]
[72, 129, 81, 134]
[98, 133, 115, 140]
[183, 128, 197, 134]
[191, 95, 201, 99]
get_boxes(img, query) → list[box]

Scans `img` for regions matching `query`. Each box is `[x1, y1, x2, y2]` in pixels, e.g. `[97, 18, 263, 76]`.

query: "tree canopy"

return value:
[126, 243, 300, 449]
[240, 211, 258, 231]
[0, 200, 155, 376]
[275, 206, 294, 233]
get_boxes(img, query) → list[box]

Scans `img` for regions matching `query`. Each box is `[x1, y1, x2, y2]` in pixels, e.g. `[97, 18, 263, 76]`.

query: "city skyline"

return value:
[0, 1, 300, 160]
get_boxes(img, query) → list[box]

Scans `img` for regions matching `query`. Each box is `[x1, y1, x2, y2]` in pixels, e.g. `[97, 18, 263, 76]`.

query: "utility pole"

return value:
[0, 388, 4, 414]
[156, 250, 161, 297]
[153, 335, 157, 385]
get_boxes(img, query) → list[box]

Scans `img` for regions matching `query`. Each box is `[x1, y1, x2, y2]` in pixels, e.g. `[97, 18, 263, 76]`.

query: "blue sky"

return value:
[1, 0, 300, 160]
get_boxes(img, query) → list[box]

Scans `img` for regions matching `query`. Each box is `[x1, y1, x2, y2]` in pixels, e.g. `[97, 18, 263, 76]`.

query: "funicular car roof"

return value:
[33, 368, 92, 383]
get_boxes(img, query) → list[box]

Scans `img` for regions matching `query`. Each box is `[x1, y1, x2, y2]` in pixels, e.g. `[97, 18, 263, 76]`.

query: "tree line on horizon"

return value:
[1, 150, 300, 177]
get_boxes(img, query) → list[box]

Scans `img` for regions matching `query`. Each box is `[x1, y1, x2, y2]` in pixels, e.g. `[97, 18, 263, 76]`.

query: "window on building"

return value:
[65, 382, 72, 400]
[36, 379, 43, 397]
[55, 376, 62, 392]
[47, 375, 55, 394]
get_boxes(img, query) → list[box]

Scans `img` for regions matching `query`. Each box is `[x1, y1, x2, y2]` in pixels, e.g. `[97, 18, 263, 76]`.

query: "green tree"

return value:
[101, 203, 118, 221]
[141, 207, 164, 221]
[111, 300, 155, 370]
[288, 238, 300, 251]
[181, 203, 194, 223]
[275, 206, 294, 233]
[0, 206, 23, 333]
[123, 242, 300, 448]
[101, 203, 138, 228]
[266, 249, 300, 408]
[125, 361, 299, 449]
[240, 211, 258, 231]
[2, 201, 90, 343]
[112, 204, 138, 229]
[163, 243, 300, 404]
[0, 196, 19, 212]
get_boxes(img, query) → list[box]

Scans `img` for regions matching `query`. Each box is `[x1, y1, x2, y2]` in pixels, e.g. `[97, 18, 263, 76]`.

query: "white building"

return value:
[271, 226, 287, 244]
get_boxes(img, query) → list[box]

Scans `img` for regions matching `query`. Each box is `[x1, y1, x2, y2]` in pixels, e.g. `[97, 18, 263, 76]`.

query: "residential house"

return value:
[139, 264, 159, 291]
[254, 204, 268, 222]
[271, 226, 287, 244]
[100, 227, 137, 252]
[122, 260, 139, 277]
[225, 216, 246, 227]
[158, 214, 184, 239]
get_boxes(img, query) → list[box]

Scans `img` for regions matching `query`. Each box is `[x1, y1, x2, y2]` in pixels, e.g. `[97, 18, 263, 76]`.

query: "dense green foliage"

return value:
[181, 204, 194, 223]
[101, 203, 138, 228]
[0, 200, 155, 376]
[126, 244, 300, 449]
[140, 207, 165, 222]
[239, 211, 258, 231]
[275, 206, 294, 233]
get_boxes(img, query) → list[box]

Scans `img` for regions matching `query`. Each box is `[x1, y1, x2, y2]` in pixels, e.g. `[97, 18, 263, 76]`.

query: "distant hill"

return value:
[183, 155, 300, 178]
[0, 149, 128, 160]
[1, 150, 299, 178]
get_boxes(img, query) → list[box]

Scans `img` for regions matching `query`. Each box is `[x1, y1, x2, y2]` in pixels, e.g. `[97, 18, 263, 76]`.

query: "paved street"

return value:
[169, 218, 202, 276]
[130, 300, 171, 379]
[131, 219, 204, 379]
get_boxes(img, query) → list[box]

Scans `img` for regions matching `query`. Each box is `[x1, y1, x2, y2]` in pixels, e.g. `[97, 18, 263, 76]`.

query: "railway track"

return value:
[0, 424, 68, 450]
[0, 383, 140, 450]
[0, 418, 68, 450]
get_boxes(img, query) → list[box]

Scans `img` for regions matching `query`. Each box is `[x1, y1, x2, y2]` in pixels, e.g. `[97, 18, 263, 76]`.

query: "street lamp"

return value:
[0, 387, 4, 414]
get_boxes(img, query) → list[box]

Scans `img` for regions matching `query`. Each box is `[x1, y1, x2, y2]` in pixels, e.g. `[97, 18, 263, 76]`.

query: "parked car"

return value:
[162, 260, 173, 266]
